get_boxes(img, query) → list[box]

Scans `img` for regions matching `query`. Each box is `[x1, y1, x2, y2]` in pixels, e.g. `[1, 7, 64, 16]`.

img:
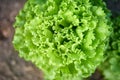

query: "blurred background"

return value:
[0, 0, 120, 80]
[0, 0, 43, 80]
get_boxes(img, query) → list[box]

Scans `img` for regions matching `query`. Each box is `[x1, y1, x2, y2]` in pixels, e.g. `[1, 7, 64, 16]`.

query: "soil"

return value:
[0, 0, 120, 80]
[0, 0, 43, 80]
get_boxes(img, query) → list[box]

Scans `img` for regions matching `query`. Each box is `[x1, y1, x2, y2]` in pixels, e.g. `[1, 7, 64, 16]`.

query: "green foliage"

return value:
[100, 16, 120, 80]
[13, 0, 112, 80]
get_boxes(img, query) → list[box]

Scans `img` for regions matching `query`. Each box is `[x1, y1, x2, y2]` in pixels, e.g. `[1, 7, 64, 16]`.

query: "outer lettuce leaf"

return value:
[100, 16, 120, 80]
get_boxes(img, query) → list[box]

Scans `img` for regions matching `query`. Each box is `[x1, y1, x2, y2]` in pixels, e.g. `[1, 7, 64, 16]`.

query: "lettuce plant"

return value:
[100, 16, 120, 80]
[13, 0, 112, 80]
